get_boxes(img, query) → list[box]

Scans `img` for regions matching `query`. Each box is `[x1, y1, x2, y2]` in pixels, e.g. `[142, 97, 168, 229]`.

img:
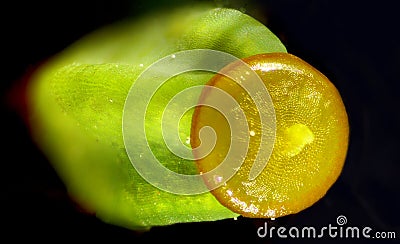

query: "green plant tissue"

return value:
[27, 4, 286, 231]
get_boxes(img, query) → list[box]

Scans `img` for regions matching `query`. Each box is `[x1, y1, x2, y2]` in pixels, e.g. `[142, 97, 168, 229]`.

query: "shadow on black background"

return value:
[3, 0, 399, 243]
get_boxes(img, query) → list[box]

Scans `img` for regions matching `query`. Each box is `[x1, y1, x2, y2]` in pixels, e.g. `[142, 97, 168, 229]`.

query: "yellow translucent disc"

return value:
[191, 53, 349, 218]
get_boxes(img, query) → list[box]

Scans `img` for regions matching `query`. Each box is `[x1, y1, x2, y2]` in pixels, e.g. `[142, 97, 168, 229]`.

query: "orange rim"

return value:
[191, 53, 349, 218]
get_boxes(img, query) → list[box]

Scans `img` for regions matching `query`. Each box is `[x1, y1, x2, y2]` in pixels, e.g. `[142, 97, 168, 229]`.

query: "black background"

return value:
[3, 0, 399, 243]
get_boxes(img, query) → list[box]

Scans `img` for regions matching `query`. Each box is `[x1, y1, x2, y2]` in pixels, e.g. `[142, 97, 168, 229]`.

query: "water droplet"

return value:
[139, 63, 144, 67]
[249, 130, 256, 136]
[109, 99, 113, 103]
[139, 153, 143, 158]
[266, 209, 276, 217]
[171, 54, 176, 59]
[271, 217, 275, 221]
[233, 217, 238, 221]
[185, 137, 190, 145]
[214, 175, 223, 184]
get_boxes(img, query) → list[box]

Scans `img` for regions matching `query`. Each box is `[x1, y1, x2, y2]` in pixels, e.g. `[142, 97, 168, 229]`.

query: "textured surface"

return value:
[26, 5, 286, 230]
[5, 0, 399, 242]
[192, 53, 349, 218]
